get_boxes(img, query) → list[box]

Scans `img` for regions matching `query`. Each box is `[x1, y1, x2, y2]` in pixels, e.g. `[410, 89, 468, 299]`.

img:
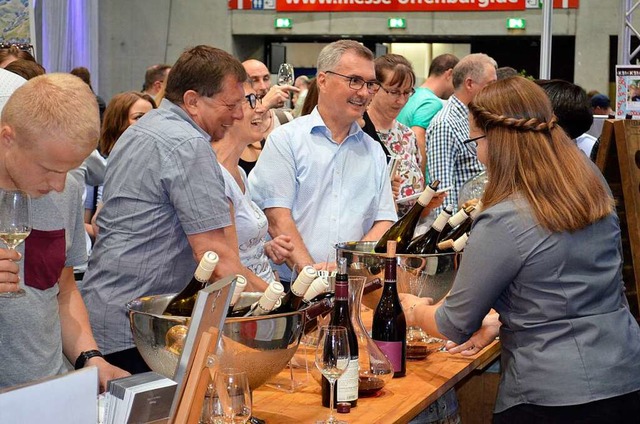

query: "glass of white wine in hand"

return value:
[0, 189, 31, 298]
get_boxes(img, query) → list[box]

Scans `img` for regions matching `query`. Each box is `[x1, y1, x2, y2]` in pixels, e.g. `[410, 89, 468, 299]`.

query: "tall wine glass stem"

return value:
[328, 379, 336, 423]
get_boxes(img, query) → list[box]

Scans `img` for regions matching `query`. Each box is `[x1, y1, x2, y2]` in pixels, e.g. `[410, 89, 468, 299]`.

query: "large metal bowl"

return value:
[127, 293, 306, 390]
[336, 241, 459, 309]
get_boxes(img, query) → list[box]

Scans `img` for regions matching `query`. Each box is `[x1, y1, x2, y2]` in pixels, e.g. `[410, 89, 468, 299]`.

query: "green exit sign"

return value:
[388, 18, 406, 29]
[275, 18, 292, 29]
[506, 18, 526, 29]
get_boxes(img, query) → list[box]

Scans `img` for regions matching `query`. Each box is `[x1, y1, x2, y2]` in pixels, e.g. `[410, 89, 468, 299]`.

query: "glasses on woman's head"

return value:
[325, 70, 381, 94]
[463, 134, 486, 155]
[380, 86, 415, 99]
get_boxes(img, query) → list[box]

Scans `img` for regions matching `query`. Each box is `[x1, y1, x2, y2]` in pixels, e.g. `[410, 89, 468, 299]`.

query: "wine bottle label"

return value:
[374, 340, 403, 373]
[447, 208, 469, 228]
[336, 358, 359, 402]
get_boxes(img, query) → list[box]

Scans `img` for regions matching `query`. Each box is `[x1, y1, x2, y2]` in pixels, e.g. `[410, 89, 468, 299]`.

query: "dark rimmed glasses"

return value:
[380, 86, 415, 99]
[325, 70, 381, 94]
[219, 93, 260, 111]
[463, 134, 486, 154]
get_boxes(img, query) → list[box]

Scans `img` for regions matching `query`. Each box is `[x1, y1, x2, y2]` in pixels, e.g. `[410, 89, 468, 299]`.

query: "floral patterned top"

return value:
[377, 120, 425, 215]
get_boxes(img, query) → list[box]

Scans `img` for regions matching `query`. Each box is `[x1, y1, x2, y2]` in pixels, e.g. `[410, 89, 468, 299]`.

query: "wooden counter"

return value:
[252, 340, 500, 423]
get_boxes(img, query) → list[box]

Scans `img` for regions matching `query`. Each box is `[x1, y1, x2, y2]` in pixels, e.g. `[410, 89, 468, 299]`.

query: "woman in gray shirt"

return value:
[401, 76, 640, 423]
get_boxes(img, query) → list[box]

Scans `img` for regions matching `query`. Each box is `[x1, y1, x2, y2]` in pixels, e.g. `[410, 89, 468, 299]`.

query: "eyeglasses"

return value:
[380, 86, 415, 99]
[325, 70, 381, 94]
[245, 93, 259, 109]
[218, 93, 260, 111]
[463, 134, 486, 154]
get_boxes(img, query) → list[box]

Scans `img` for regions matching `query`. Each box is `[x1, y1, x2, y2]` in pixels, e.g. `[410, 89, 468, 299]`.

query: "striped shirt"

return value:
[426, 95, 484, 212]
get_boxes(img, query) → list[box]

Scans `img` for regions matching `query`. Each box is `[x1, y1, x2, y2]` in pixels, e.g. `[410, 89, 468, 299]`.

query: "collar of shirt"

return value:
[447, 94, 469, 121]
[158, 98, 211, 141]
[308, 106, 367, 145]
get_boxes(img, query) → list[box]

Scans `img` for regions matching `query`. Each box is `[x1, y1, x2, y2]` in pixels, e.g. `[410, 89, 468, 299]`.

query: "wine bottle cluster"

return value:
[406, 200, 482, 255]
[374, 180, 441, 254]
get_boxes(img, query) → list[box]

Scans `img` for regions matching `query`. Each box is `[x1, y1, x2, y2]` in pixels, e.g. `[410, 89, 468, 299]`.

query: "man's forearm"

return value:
[58, 267, 100, 363]
[362, 220, 394, 242]
[265, 208, 315, 273]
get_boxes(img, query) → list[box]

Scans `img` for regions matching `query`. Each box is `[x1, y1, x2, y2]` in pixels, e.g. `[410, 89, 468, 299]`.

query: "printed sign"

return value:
[616, 65, 640, 119]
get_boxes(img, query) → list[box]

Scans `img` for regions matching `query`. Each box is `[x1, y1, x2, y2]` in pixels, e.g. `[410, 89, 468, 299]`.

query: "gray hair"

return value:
[452, 53, 497, 90]
[316, 40, 374, 73]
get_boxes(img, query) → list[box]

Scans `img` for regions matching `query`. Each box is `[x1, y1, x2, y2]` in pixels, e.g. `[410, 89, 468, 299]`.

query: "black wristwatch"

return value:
[74, 349, 103, 370]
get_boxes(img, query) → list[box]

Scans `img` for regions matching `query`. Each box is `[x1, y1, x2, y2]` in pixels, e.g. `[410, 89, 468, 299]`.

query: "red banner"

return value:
[228, 0, 579, 11]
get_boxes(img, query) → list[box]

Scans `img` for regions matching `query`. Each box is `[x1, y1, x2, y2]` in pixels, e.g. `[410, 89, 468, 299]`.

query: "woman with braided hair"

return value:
[400, 76, 640, 423]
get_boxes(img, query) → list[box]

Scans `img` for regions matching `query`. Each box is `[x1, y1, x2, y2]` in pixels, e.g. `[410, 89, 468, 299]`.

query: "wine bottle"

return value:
[438, 201, 482, 247]
[163, 251, 219, 316]
[374, 180, 440, 254]
[276, 265, 317, 313]
[226, 282, 285, 317]
[372, 241, 406, 378]
[436, 233, 469, 253]
[303, 275, 331, 302]
[406, 205, 453, 254]
[227, 275, 247, 315]
[322, 258, 359, 407]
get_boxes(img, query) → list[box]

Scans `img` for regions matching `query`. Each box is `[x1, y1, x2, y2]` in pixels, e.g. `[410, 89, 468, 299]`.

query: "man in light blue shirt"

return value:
[249, 40, 397, 282]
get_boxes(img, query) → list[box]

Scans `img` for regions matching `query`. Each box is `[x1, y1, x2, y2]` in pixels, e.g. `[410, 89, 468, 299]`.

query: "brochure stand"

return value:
[596, 119, 640, 318]
[168, 276, 237, 424]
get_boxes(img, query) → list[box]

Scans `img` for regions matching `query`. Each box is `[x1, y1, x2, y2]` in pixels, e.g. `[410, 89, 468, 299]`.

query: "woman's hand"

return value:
[264, 235, 294, 264]
[399, 293, 434, 326]
[445, 312, 501, 356]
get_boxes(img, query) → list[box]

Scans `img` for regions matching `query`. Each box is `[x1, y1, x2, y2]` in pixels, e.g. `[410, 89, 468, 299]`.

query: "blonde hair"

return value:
[1, 73, 100, 151]
[469, 76, 613, 233]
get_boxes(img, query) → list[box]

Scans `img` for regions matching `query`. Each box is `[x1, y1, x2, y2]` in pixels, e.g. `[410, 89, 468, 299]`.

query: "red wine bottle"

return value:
[372, 242, 406, 377]
[163, 251, 219, 316]
[374, 180, 440, 254]
[322, 258, 359, 408]
[406, 205, 453, 254]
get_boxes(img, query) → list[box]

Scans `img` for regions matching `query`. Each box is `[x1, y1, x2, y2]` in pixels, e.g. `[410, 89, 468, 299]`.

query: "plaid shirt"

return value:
[427, 94, 484, 212]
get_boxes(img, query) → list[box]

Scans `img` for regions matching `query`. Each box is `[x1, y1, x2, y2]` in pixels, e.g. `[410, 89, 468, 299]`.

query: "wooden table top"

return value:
[252, 340, 500, 424]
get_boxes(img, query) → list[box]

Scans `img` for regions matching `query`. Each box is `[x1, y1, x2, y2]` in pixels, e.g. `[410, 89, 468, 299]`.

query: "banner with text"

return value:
[229, 0, 579, 11]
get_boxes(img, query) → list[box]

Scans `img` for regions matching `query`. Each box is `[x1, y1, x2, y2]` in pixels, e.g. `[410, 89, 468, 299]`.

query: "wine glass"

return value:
[314, 325, 350, 424]
[213, 368, 252, 424]
[277, 63, 295, 109]
[0, 189, 31, 298]
[277, 63, 294, 87]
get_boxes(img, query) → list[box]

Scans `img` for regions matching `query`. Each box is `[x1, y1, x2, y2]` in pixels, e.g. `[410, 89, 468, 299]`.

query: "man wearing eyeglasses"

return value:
[427, 53, 497, 213]
[249, 40, 397, 283]
[80, 46, 269, 374]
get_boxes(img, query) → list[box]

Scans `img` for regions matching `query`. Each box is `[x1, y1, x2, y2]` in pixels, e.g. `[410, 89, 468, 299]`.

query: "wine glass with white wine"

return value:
[0, 189, 31, 298]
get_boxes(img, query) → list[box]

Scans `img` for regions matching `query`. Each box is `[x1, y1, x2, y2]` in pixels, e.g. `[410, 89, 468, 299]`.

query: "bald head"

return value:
[242, 59, 271, 98]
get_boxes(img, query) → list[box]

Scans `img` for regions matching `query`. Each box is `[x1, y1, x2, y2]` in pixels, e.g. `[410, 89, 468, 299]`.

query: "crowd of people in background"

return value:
[0, 40, 636, 424]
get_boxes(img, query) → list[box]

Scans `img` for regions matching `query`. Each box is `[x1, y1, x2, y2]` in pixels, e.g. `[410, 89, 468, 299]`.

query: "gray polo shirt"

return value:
[436, 197, 640, 412]
[80, 99, 230, 355]
[0, 176, 87, 388]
